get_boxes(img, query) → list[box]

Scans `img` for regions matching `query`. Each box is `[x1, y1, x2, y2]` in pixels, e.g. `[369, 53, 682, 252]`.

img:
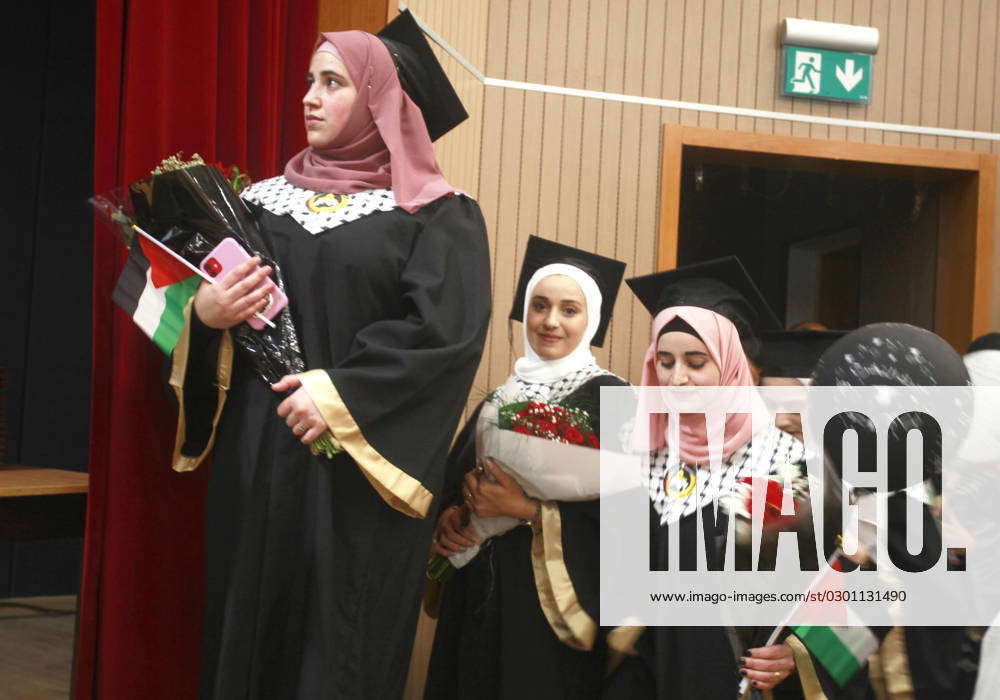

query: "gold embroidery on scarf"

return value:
[306, 192, 349, 213]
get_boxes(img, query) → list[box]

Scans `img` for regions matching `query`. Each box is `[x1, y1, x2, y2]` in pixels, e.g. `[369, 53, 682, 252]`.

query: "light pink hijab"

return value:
[640, 306, 756, 464]
[284, 31, 454, 213]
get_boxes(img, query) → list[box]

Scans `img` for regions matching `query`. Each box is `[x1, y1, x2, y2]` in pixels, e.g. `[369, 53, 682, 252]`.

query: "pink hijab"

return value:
[640, 306, 756, 464]
[284, 31, 454, 213]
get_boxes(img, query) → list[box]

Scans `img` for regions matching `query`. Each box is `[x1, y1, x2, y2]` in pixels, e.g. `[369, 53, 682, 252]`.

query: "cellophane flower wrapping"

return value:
[92, 154, 342, 458]
[446, 377, 606, 570]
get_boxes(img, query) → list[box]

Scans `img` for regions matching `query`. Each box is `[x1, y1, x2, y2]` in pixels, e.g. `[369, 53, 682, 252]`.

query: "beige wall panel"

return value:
[607, 0, 649, 373]
[754, 0, 780, 134]
[661, 0, 685, 126]
[846, 0, 873, 144]
[535, 0, 571, 245]
[953, 0, 979, 152]
[594, 1, 627, 368]
[697, 0, 724, 130]
[899, 0, 926, 148]
[880, 0, 908, 146]
[773, 0, 797, 137]
[715, 0, 740, 132]
[584, 1, 609, 91]
[936, 0, 962, 150]
[864, 0, 890, 144]
[974, 0, 997, 153]
[515, 1, 547, 322]
[919, 0, 944, 149]
[736, 0, 761, 133]
[679, 0, 705, 127]
[955, 0, 980, 135]
[556, 5, 589, 244]
[475, 0, 509, 395]
[488, 22, 530, 393]
[576, 0, 609, 267]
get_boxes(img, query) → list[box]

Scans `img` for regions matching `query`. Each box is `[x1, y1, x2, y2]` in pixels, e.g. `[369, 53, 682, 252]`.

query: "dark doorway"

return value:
[676, 159, 939, 331]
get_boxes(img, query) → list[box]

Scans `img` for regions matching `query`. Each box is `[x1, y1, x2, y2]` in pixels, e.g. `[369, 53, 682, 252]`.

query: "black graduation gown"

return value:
[424, 374, 629, 700]
[603, 445, 879, 700]
[170, 194, 491, 699]
[607, 487, 976, 699]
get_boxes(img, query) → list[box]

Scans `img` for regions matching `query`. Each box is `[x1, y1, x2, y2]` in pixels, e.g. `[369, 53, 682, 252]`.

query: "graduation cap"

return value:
[378, 10, 468, 141]
[509, 236, 627, 348]
[625, 256, 782, 337]
[967, 332, 1000, 354]
[758, 330, 847, 378]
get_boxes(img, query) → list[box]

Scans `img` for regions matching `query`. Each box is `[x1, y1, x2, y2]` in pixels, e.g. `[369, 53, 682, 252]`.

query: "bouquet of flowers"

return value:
[92, 153, 341, 458]
[499, 400, 601, 448]
[427, 377, 609, 581]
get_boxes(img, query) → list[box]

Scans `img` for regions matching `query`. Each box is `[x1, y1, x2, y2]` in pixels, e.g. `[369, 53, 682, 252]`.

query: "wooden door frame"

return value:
[657, 125, 997, 349]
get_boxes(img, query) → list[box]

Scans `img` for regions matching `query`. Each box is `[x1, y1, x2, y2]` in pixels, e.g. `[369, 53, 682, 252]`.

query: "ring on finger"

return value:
[772, 671, 781, 678]
[464, 488, 473, 501]
[294, 423, 306, 435]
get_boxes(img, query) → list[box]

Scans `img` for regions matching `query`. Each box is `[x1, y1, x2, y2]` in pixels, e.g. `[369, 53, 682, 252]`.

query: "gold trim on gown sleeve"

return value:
[168, 299, 233, 472]
[867, 627, 914, 700]
[529, 501, 598, 651]
[298, 369, 433, 519]
[606, 625, 645, 675]
[785, 633, 829, 700]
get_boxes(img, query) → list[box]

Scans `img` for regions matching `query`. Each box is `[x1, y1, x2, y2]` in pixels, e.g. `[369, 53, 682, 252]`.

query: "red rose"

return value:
[535, 420, 558, 435]
[587, 433, 600, 449]
[562, 426, 585, 445]
[513, 425, 532, 435]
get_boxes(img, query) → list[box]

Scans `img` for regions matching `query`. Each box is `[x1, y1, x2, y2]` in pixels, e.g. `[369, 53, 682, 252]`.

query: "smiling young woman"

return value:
[525, 274, 589, 360]
[424, 237, 630, 699]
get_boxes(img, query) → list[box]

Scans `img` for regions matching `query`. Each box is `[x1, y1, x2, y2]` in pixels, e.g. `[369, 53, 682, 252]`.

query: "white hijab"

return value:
[513, 263, 603, 384]
[960, 349, 1000, 463]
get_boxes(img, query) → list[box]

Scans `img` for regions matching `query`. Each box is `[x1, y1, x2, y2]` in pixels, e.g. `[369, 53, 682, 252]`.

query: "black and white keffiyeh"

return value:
[491, 364, 616, 407]
[241, 175, 397, 235]
[648, 423, 805, 526]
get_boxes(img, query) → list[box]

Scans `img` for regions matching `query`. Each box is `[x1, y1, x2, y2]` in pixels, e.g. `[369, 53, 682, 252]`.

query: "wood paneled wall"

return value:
[405, 0, 1000, 397]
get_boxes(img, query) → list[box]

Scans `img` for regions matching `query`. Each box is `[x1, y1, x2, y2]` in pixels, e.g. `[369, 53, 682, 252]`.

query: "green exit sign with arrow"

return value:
[782, 46, 872, 104]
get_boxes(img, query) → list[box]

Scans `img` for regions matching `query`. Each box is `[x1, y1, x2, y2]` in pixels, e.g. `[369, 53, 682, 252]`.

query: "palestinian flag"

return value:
[791, 622, 880, 687]
[112, 235, 201, 354]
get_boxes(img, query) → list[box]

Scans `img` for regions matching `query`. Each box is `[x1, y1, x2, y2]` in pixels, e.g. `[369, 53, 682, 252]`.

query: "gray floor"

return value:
[0, 596, 75, 700]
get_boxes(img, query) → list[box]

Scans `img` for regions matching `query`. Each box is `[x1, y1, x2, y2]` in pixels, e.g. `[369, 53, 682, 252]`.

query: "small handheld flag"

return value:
[112, 226, 276, 354]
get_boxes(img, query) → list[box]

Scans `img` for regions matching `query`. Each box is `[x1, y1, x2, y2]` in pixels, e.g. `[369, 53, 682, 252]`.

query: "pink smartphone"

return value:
[200, 237, 288, 330]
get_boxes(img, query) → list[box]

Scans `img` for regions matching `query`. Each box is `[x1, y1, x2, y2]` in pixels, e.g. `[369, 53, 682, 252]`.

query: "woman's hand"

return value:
[463, 458, 537, 521]
[740, 642, 796, 691]
[431, 505, 478, 557]
[273, 375, 326, 444]
[193, 256, 275, 329]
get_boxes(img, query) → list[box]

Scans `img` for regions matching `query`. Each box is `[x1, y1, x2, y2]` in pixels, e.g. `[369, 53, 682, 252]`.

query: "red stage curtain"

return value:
[76, 1, 316, 697]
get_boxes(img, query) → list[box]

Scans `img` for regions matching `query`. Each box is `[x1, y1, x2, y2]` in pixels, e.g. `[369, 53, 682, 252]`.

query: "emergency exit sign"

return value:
[782, 46, 872, 104]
